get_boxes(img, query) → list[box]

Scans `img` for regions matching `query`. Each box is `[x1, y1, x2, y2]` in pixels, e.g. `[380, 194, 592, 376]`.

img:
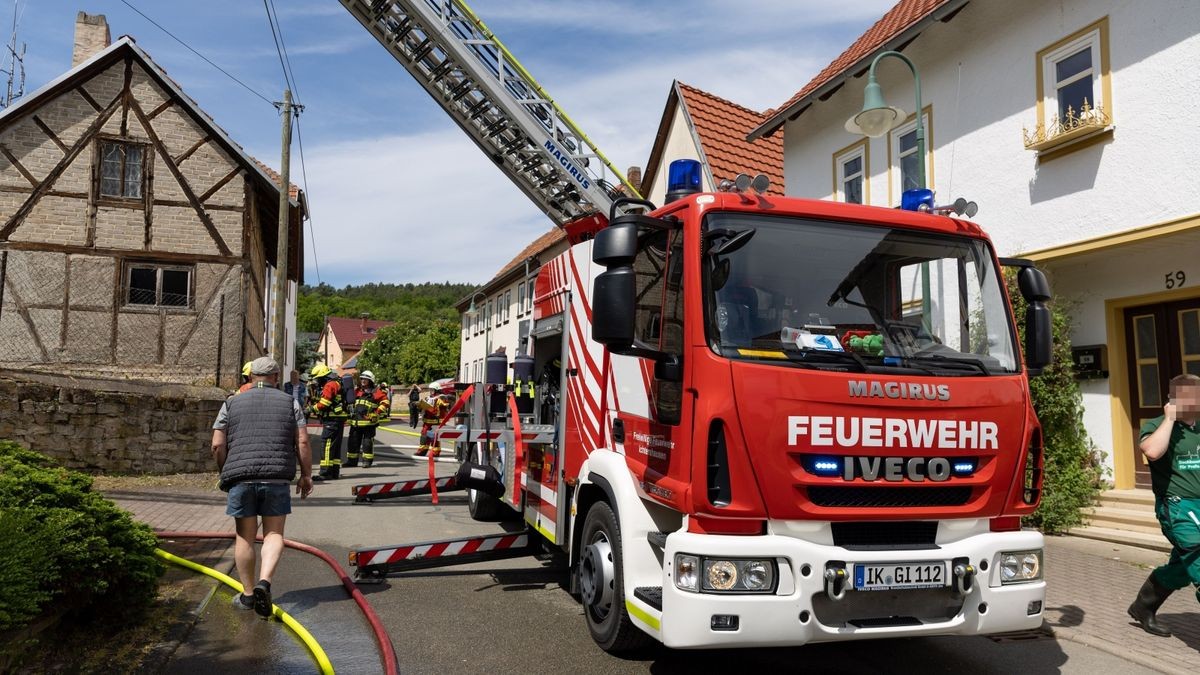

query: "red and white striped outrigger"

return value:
[350, 476, 460, 503]
[350, 530, 537, 581]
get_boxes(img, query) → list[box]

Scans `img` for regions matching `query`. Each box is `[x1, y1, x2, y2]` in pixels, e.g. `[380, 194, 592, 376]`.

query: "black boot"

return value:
[1127, 573, 1173, 637]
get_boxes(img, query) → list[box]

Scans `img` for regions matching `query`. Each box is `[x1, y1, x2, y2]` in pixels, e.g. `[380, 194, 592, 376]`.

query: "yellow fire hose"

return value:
[154, 548, 335, 674]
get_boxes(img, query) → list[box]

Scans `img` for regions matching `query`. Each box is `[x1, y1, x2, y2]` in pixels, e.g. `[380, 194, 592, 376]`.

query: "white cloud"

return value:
[297, 130, 551, 286]
[472, 0, 897, 37]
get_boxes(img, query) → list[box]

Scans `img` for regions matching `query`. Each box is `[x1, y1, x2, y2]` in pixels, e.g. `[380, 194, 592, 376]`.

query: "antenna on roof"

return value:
[0, 0, 26, 110]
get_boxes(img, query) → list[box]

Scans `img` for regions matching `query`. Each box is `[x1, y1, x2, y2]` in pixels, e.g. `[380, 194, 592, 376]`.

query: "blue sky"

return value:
[14, 0, 895, 287]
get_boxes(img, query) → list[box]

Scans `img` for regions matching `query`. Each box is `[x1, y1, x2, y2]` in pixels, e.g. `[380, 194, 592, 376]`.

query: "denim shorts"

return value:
[226, 481, 292, 517]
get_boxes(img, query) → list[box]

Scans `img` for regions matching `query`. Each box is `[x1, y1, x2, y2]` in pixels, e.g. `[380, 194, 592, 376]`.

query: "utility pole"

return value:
[270, 89, 293, 386]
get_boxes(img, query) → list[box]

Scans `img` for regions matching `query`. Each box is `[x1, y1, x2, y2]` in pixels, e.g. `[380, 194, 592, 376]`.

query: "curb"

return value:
[136, 549, 236, 673]
[1050, 624, 1188, 675]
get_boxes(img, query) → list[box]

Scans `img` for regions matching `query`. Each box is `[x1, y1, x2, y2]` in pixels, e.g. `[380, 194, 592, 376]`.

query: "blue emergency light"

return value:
[900, 188, 935, 212]
[807, 457, 842, 477]
[952, 460, 976, 476]
[665, 159, 703, 203]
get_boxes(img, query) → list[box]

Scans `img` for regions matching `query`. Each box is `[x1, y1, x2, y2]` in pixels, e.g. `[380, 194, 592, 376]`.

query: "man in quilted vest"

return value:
[212, 357, 313, 618]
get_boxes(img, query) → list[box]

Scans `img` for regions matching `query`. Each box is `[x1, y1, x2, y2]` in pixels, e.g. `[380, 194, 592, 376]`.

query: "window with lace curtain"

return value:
[99, 140, 146, 199]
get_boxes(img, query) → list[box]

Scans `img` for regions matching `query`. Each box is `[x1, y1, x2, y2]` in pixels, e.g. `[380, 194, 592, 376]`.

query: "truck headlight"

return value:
[999, 549, 1042, 584]
[672, 556, 776, 594]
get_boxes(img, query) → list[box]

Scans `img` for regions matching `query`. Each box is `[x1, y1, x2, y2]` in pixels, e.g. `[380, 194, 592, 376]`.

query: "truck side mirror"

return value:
[1017, 266, 1053, 376]
[590, 215, 675, 359]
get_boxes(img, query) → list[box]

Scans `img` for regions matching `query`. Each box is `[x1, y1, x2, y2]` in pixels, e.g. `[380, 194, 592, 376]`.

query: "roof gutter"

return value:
[746, 0, 969, 142]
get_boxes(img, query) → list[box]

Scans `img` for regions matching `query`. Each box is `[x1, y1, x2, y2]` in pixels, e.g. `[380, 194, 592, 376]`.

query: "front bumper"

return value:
[660, 526, 1044, 649]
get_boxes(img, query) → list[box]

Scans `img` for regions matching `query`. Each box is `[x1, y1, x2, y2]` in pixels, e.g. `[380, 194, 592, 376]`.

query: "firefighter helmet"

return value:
[241, 361, 252, 377]
[359, 370, 376, 383]
[310, 363, 333, 379]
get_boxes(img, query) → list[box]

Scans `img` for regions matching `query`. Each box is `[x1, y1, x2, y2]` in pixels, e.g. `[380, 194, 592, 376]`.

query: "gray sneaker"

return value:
[232, 592, 255, 610]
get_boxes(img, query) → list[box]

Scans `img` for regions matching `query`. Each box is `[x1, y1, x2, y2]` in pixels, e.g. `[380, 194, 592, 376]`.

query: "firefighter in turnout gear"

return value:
[415, 392, 451, 457]
[237, 361, 254, 394]
[345, 371, 389, 468]
[307, 363, 347, 480]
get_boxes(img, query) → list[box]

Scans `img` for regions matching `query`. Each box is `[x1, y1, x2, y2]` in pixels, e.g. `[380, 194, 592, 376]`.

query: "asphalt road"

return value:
[172, 425, 1163, 674]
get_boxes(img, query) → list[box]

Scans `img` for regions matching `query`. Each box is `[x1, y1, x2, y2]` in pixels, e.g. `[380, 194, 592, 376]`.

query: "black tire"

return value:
[467, 443, 515, 521]
[578, 501, 653, 653]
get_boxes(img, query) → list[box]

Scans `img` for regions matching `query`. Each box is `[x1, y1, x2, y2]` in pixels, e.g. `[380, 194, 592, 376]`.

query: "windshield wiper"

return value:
[782, 345, 869, 372]
[902, 353, 992, 375]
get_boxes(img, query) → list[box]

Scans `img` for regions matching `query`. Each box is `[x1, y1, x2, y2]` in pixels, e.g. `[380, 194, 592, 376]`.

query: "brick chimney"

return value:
[359, 312, 370, 335]
[72, 12, 111, 67]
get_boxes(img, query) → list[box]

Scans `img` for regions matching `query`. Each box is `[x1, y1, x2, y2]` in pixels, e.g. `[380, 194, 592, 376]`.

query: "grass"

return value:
[91, 472, 221, 493]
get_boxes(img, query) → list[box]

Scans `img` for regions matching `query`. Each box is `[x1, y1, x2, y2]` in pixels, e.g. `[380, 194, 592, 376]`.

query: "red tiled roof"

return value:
[253, 159, 301, 200]
[753, 0, 952, 138]
[325, 316, 395, 350]
[493, 227, 565, 280]
[676, 82, 784, 195]
[457, 226, 567, 307]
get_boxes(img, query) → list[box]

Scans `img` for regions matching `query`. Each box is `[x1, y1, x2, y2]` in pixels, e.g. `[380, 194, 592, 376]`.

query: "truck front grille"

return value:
[808, 486, 972, 508]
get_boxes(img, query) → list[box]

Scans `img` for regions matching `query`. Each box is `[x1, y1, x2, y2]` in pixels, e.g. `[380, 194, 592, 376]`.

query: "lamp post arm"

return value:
[868, 50, 924, 190]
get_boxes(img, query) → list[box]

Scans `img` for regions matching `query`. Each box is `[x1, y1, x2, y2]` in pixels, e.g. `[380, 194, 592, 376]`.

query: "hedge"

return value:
[1006, 272, 1104, 533]
[0, 441, 162, 632]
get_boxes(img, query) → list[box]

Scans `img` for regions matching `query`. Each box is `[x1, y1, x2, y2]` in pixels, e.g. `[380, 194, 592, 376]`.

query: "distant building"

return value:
[318, 315, 394, 375]
[0, 14, 304, 387]
[456, 228, 568, 383]
[642, 80, 784, 204]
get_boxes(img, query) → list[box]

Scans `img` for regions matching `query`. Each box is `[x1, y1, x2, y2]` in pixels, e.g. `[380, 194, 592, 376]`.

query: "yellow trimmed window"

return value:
[1025, 17, 1112, 153]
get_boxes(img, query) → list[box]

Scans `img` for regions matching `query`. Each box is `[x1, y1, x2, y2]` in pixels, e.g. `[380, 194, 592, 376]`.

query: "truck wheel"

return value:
[467, 443, 515, 522]
[578, 501, 652, 653]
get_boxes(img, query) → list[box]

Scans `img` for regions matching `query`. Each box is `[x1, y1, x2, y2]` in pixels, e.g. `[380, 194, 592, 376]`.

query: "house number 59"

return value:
[1165, 270, 1186, 289]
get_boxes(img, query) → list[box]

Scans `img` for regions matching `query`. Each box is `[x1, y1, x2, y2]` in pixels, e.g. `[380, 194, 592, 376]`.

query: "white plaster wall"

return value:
[458, 239, 572, 380]
[645, 103, 708, 207]
[1041, 237, 1200, 472]
[782, 0, 1200, 257]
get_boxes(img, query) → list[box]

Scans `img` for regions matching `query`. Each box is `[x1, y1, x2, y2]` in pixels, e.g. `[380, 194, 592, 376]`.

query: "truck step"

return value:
[646, 531, 667, 550]
[634, 586, 663, 611]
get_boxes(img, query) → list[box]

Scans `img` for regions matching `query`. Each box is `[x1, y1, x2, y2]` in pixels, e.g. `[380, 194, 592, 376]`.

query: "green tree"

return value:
[357, 318, 461, 386]
[1006, 271, 1103, 533]
[296, 282, 475, 333]
[294, 337, 320, 374]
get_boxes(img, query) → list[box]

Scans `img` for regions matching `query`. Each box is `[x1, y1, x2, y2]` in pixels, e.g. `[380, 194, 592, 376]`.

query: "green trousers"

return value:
[1153, 496, 1200, 602]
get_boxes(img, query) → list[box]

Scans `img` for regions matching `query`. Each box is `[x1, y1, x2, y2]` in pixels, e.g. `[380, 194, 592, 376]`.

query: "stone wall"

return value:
[0, 368, 226, 474]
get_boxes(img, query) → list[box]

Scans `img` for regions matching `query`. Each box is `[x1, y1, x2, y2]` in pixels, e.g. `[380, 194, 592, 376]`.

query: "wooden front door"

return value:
[1123, 298, 1200, 488]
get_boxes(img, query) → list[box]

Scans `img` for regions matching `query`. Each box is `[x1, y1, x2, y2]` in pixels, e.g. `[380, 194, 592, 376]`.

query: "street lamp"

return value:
[845, 50, 932, 329]
[845, 50, 925, 191]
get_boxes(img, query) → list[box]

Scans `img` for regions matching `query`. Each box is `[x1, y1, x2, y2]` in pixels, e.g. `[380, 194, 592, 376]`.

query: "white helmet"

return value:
[359, 370, 376, 383]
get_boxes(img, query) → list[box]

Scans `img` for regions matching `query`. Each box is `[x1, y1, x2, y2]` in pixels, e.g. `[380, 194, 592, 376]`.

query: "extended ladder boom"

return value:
[340, 0, 639, 225]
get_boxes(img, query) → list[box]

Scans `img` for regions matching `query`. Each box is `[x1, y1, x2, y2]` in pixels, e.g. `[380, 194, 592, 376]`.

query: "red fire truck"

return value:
[351, 164, 1054, 652]
[341, 0, 1053, 653]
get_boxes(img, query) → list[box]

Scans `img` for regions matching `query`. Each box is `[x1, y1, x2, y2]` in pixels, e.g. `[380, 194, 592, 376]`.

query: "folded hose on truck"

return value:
[154, 548, 334, 675]
[155, 532, 399, 675]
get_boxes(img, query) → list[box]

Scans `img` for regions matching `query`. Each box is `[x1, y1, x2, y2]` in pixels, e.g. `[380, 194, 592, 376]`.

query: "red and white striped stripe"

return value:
[351, 476, 456, 498]
[356, 532, 529, 567]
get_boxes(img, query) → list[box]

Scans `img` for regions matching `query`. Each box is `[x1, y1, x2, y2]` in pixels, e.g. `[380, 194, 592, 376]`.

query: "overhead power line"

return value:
[119, 0, 273, 106]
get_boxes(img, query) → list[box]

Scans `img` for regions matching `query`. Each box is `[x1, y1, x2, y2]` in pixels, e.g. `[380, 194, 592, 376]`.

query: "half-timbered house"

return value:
[0, 14, 304, 387]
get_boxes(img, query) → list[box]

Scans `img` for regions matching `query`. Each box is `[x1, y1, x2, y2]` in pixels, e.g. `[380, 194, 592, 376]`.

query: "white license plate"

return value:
[853, 561, 949, 591]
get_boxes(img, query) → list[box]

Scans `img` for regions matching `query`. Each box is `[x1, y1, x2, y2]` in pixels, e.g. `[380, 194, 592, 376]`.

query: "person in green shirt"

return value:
[1128, 373, 1200, 637]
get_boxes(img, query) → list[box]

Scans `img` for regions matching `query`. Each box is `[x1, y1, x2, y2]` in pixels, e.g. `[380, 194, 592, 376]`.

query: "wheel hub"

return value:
[580, 538, 614, 613]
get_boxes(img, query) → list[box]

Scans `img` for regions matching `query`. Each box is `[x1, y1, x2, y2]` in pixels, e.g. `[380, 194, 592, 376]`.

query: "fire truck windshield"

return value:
[703, 213, 1019, 374]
